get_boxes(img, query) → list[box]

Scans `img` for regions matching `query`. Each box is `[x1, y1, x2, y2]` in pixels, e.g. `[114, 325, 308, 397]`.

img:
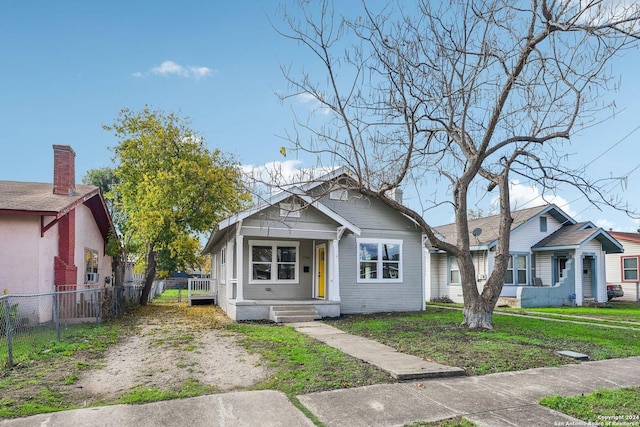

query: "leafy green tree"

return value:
[105, 107, 248, 305]
[82, 167, 130, 286]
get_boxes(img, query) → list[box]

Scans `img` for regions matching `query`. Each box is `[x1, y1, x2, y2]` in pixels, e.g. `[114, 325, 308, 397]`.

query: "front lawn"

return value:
[541, 387, 640, 424]
[498, 302, 640, 324]
[329, 308, 640, 375]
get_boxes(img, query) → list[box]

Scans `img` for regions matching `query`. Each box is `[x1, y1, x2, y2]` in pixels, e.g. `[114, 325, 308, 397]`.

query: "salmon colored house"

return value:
[0, 145, 114, 295]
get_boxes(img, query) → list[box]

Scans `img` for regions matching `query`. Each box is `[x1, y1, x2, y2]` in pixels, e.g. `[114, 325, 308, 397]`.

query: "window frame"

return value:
[329, 189, 349, 201]
[248, 240, 300, 284]
[84, 248, 99, 284]
[621, 256, 639, 282]
[539, 216, 547, 232]
[448, 256, 461, 285]
[356, 238, 403, 284]
[279, 202, 301, 218]
[503, 253, 529, 286]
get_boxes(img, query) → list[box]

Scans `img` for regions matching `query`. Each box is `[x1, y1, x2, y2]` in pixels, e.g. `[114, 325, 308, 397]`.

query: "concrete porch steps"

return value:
[497, 297, 519, 308]
[270, 305, 321, 323]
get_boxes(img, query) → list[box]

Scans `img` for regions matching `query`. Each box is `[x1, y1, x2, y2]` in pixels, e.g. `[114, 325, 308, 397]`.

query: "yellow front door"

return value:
[317, 246, 326, 298]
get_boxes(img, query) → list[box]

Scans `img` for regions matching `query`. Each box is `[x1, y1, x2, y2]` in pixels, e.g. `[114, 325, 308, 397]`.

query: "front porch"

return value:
[225, 298, 341, 321]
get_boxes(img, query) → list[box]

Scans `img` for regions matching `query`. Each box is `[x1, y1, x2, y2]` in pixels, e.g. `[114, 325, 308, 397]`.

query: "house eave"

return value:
[532, 245, 580, 252]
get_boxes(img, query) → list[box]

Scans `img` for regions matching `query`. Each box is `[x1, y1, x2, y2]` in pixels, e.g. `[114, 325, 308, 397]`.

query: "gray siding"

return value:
[339, 229, 423, 314]
[242, 200, 340, 240]
[242, 238, 314, 299]
[320, 191, 420, 232]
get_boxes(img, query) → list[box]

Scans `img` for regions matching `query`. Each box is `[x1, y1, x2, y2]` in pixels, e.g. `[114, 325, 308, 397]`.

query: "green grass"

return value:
[228, 322, 393, 396]
[541, 387, 640, 423]
[329, 308, 640, 375]
[117, 378, 219, 404]
[497, 302, 640, 324]
[0, 321, 124, 418]
[153, 289, 185, 302]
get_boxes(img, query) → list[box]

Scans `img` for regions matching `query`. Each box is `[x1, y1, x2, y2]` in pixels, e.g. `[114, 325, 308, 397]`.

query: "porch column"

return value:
[236, 234, 244, 302]
[328, 239, 341, 302]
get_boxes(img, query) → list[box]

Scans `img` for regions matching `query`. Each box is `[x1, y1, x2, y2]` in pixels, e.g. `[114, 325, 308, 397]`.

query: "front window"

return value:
[85, 249, 99, 284]
[540, 216, 547, 232]
[449, 257, 460, 284]
[622, 256, 639, 281]
[504, 254, 528, 285]
[357, 239, 402, 283]
[249, 241, 299, 283]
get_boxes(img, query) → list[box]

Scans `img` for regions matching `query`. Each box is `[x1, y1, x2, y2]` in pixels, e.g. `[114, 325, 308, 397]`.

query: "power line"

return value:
[583, 124, 640, 168]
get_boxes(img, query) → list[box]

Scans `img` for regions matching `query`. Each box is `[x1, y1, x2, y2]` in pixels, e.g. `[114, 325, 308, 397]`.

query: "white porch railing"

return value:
[187, 278, 217, 305]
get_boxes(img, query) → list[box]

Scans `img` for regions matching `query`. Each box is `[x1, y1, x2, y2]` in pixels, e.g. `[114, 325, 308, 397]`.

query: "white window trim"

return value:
[220, 247, 226, 285]
[85, 248, 99, 284]
[279, 202, 302, 218]
[329, 189, 349, 201]
[504, 253, 529, 286]
[622, 256, 639, 282]
[448, 256, 460, 285]
[356, 238, 403, 284]
[249, 240, 300, 284]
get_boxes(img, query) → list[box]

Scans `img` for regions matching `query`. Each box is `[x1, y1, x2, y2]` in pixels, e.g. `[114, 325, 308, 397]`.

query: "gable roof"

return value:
[532, 222, 623, 253]
[432, 204, 575, 249]
[609, 231, 640, 244]
[0, 180, 114, 243]
[0, 181, 99, 213]
[202, 187, 361, 254]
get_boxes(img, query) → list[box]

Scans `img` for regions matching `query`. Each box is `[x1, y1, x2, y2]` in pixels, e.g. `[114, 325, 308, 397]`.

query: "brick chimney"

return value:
[53, 145, 76, 195]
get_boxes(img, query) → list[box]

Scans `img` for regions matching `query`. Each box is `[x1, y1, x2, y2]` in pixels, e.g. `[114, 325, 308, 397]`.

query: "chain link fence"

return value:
[1, 285, 141, 369]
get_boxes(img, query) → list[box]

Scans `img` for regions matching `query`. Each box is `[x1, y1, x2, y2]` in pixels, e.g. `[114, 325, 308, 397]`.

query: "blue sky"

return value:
[1, 1, 639, 232]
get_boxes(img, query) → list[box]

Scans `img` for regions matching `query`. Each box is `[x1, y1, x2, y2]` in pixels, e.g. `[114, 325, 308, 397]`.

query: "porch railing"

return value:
[187, 278, 217, 305]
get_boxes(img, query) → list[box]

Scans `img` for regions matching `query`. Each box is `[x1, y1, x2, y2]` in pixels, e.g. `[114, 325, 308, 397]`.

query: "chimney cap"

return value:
[53, 144, 76, 155]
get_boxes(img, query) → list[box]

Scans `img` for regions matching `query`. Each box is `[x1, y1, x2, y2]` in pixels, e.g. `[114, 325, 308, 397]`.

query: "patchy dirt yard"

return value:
[69, 302, 271, 405]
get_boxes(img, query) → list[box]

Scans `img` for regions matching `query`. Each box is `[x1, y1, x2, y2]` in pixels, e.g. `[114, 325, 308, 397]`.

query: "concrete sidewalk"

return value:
[0, 390, 314, 427]
[298, 356, 640, 426]
[291, 321, 465, 380]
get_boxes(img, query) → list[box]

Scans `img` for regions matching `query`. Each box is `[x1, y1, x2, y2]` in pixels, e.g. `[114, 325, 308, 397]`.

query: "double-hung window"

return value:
[622, 256, 639, 281]
[357, 239, 402, 283]
[504, 254, 528, 285]
[249, 241, 299, 284]
[449, 256, 460, 285]
[85, 249, 99, 284]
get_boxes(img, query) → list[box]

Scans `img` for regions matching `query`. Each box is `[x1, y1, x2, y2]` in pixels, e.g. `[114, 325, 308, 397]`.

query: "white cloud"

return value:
[594, 218, 617, 231]
[294, 93, 331, 116]
[491, 180, 579, 218]
[242, 160, 337, 197]
[133, 60, 214, 79]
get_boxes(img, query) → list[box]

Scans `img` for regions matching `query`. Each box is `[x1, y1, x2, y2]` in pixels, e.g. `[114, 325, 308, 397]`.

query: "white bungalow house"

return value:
[426, 204, 623, 307]
[202, 169, 425, 321]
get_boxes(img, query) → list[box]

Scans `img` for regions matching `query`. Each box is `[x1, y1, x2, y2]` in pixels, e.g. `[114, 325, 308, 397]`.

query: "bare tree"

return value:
[276, 0, 640, 329]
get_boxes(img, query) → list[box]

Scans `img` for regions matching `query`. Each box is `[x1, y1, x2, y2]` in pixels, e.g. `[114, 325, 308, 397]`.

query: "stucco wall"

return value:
[75, 204, 111, 287]
[0, 214, 53, 294]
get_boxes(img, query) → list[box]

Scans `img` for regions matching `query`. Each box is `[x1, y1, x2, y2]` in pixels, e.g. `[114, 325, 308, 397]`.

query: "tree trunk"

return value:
[140, 249, 157, 306]
[112, 252, 125, 287]
[462, 297, 495, 330]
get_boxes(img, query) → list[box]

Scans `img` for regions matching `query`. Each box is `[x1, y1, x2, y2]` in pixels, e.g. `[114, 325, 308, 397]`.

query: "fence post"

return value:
[2, 297, 14, 368]
[94, 288, 100, 324]
[52, 292, 61, 340]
